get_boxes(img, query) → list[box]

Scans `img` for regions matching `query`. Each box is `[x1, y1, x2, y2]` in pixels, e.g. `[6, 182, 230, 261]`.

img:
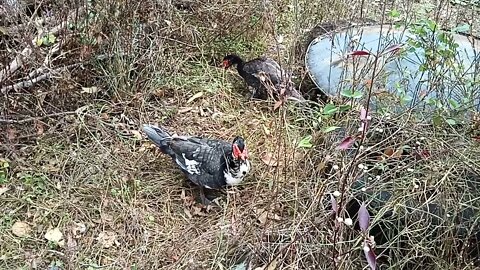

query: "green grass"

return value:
[1, 0, 479, 269]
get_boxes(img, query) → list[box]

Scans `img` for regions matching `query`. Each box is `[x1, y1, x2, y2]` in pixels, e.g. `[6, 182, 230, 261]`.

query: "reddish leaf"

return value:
[348, 50, 372, 56]
[363, 241, 377, 270]
[330, 194, 338, 214]
[383, 44, 403, 55]
[415, 149, 431, 159]
[364, 79, 373, 87]
[384, 148, 394, 157]
[358, 202, 370, 232]
[337, 136, 356, 150]
[261, 153, 278, 167]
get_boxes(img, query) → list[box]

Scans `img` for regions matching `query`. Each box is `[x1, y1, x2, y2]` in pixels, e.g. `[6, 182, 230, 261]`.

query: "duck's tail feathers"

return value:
[142, 124, 174, 156]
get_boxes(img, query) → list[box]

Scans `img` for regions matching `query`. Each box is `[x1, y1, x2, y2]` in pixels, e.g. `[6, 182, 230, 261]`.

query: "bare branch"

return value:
[0, 8, 85, 82]
[0, 111, 78, 124]
[1, 63, 82, 93]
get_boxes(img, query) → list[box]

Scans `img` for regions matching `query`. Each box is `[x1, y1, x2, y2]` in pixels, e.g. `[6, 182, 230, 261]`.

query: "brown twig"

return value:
[1, 63, 82, 93]
[0, 8, 84, 82]
[0, 111, 77, 124]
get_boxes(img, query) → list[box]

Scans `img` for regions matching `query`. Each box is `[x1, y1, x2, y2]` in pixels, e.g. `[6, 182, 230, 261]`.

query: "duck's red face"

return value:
[232, 141, 248, 161]
[222, 59, 232, 69]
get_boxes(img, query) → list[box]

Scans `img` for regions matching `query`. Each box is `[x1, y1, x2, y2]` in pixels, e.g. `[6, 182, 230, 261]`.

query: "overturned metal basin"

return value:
[305, 23, 480, 115]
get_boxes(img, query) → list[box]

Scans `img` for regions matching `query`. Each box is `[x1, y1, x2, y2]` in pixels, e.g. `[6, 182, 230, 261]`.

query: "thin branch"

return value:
[0, 8, 85, 82]
[1, 63, 82, 93]
[0, 111, 77, 124]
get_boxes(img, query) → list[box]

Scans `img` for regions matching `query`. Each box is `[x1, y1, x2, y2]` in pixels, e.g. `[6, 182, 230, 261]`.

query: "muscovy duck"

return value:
[142, 124, 251, 205]
[222, 54, 305, 102]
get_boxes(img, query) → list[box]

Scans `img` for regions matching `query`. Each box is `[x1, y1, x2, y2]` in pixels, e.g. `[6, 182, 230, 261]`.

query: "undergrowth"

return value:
[0, 0, 479, 269]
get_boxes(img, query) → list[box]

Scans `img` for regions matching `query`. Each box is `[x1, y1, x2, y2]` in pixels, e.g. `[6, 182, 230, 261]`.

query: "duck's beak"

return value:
[222, 60, 230, 68]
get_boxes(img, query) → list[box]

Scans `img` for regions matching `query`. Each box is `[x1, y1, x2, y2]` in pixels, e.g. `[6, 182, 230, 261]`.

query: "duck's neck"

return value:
[231, 55, 245, 72]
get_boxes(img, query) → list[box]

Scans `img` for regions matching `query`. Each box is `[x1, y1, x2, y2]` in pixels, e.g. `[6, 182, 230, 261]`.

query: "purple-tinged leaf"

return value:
[358, 202, 370, 232]
[359, 107, 372, 121]
[337, 136, 356, 150]
[348, 50, 371, 56]
[330, 194, 338, 214]
[363, 240, 377, 270]
[382, 44, 403, 55]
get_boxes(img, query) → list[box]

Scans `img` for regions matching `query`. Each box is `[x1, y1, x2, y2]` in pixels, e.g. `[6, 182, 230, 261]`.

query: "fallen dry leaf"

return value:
[187, 92, 204, 103]
[178, 107, 193, 114]
[96, 231, 117, 248]
[45, 227, 64, 246]
[12, 221, 31, 237]
[255, 208, 281, 225]
[192, 205, 208, 216]
[130, 130, 143, 140]
[337, 136, 356, 150]
[261, 153, 278, 167]
[0, 186, 9, 196]
[384, 148, 394, 157]
[183, 208, 193, 219]
[34, 120, 44, 135]
[72, 222, 87, 238]
[6, 128, 16, 141]
[256, 209, 268, 225]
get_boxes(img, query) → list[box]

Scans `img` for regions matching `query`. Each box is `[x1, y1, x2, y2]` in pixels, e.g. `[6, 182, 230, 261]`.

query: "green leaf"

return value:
[448, 98, 459, 109]
[352, 91, 363, 99]
[35, 38, 43, 46]
[451, 24, 470, 34]
[341, 89, 363, 99]
[432, 114, 442, 126]
[298, 135, 313, 148]
[445, 118, 456, 125]
[339, 105, 352, 112]
[323, 104, 338, 115]
[389, 9, 400, 18]
[323, 126, 340, 133]
[47, 33, 56, 44]
[340, 89, 354, 98]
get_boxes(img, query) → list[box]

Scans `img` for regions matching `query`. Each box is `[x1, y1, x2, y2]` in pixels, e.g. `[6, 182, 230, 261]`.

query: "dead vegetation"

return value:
[1, 0, 479, 269]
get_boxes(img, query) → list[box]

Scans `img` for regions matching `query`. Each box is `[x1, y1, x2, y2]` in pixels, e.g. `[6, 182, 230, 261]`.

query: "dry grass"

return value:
[1, 0, 479, 269]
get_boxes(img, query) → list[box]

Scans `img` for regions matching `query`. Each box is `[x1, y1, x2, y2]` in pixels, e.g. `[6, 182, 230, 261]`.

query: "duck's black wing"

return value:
[168, 136, 229, 189]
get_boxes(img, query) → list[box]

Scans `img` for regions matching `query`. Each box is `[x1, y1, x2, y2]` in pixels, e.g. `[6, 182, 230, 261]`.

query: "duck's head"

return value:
[232, 136, 248, 161]
[222, 54, 243, 69]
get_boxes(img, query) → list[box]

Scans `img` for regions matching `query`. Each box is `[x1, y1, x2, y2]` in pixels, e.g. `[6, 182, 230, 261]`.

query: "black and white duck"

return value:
[143, 124, 252, 205]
